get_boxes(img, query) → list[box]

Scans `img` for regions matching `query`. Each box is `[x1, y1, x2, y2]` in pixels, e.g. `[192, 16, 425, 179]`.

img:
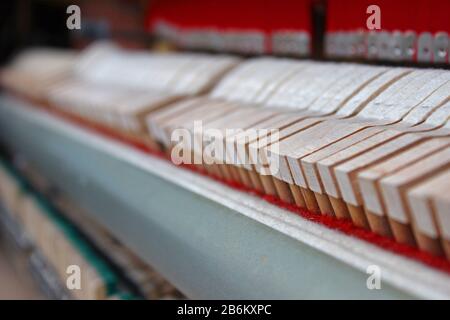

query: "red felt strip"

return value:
[326, 0, 450, 33]
[146, 0, 313, 34]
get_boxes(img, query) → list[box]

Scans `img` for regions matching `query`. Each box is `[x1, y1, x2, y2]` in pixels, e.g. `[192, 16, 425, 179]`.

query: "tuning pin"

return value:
[389, 31, 403, 61]
[154, 20, 179, 44]
[347, 32, 357, 58]
[417, 32, 433, 63]
[366, 31, 378, 60]
[402, 31, 416, 62]
[243, 32, 266, 55]
[180, 29, 202, 49]
[333, 32, 344, 57]
[342, 32, 351, 58]
[340, 33, 349, 57]
[210, 30, 226, 52]
[433, 32, 449, 64]
[222, 32, 236, 53]
[325, 33, 336, 57]
[377, 31, 391, 61]
[224, 31, 265, 55]
[188, 30, 213, 50]
[201, 30, 221, 51]
[298, 32, 310, 57]
[272, 31, 309, 57]
[330, 32, 339, 57]
[343, 32, 354, 58]
[354, 30, 366, 58]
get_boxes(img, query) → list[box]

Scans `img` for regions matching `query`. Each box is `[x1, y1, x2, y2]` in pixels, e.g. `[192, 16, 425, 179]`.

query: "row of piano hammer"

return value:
[1, 42, 449, 259]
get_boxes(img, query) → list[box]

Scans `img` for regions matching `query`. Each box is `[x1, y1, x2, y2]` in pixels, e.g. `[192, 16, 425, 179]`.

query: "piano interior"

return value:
[0, 0, 449, 300]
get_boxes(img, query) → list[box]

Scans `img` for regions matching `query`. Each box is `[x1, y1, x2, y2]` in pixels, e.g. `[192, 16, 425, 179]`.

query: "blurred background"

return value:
[0, 0, 183, 300]
[0, 0, 153, 66]
[0, 0, 449, 300]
